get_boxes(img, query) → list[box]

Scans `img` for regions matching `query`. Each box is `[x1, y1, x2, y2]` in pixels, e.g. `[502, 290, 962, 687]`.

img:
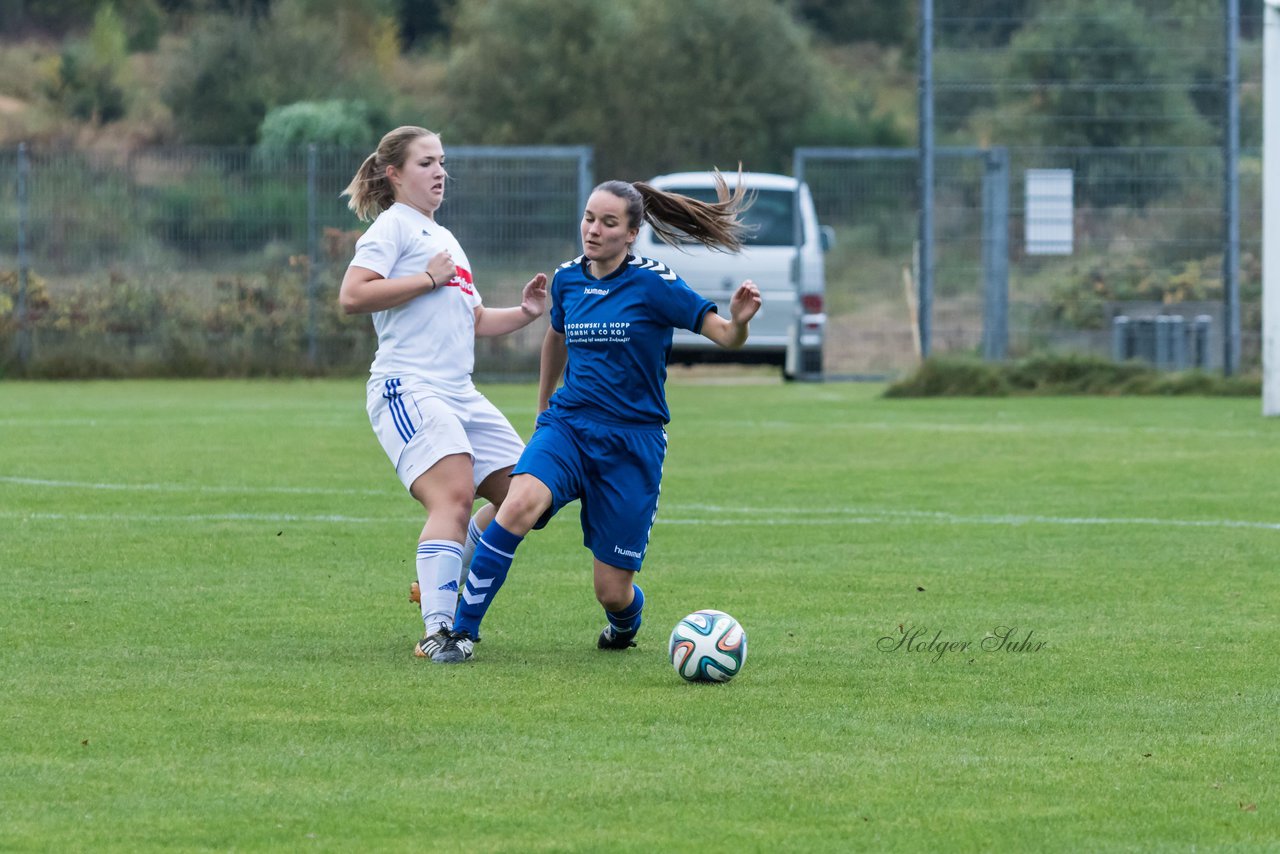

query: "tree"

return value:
[445, 0, 822, 180]
[48, 4, 130, 123]
[162, 14, 266, 144]
[790, 0, 912, 46]
[993, 0, 1215, 205]
[162, 0, 394, 145]
[2, 0, 170, 39]
[933, 0, 1036, 49]
[393, 0, 458, 49]
[1001, 0, 1213, 148]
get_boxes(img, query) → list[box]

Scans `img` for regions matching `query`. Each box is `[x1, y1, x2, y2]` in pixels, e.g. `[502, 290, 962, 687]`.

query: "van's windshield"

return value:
[663, 187, 801, 246]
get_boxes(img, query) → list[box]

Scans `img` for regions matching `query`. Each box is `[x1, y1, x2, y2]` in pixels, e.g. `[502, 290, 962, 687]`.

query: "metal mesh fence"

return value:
[0, 144, 591, 377]
[0, 4, 1265, 380]
[803, 149, 997, 374]
[810, 2, 1260, 378]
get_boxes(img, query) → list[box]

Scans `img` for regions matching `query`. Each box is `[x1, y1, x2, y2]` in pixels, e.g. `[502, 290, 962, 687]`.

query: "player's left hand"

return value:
[729, 280, 762, 325]
[521, 273, 548, 318]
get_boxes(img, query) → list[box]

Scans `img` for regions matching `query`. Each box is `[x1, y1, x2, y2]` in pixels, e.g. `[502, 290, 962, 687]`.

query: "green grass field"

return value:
[2, 379, 1277, 852]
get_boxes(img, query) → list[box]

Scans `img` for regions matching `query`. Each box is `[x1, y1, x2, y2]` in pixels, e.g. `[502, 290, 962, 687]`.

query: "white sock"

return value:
[459, 517, 484, 585]
[416, 539, 463, 634]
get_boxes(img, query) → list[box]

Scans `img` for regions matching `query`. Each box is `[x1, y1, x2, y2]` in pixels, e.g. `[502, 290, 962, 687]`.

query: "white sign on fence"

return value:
[1025, 168, 1074, 255]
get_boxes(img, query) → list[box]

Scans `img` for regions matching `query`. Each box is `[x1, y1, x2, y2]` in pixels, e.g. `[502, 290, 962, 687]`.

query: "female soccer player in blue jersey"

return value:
[431, 171, 761, 663]
[339, 126, 547, 660]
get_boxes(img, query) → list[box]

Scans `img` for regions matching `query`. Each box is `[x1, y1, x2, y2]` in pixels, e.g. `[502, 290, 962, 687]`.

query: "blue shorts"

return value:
[514, 408, 667, 571]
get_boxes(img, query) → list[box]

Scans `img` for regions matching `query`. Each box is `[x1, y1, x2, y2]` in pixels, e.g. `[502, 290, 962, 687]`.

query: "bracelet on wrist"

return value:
[427, 272, 438, 291]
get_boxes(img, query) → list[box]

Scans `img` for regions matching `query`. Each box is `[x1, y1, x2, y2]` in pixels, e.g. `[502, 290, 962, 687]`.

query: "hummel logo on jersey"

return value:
[436, 580, 458, 592]
[421, 228, 431, 236]
[614, 545, 644, 559]
[632, 256, 677, 282]
[584, 287, 609, 296]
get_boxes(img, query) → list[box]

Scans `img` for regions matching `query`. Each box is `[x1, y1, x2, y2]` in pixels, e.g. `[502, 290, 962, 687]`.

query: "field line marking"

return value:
[5, 482, 1276, 531]
[666, 504, 1280, 531]
[4, 511, 403, 524]
[739, 420, 1278, 440]
[0, 476, 392, 497]
[5, 508, 1279, 532]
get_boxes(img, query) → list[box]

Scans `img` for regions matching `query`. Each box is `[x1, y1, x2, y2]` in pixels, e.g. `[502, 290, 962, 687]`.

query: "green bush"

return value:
[1035, 249, 1262, 333]
[1, 265, 373, 379]
[883, 357, 1010, 398]
[885, 354, 1262, 398]
[257, 101, 378, 153]
[144, 162, 309, 255]
[1005, 354, 1156, 394]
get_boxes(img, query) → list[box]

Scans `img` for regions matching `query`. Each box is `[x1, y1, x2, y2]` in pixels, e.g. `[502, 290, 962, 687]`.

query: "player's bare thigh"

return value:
[409, 452, 475, 540]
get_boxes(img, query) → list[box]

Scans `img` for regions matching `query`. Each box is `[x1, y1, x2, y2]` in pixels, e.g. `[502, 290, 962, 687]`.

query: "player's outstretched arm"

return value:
[699, 280, 762, 350]
[474, 273, 548, 337]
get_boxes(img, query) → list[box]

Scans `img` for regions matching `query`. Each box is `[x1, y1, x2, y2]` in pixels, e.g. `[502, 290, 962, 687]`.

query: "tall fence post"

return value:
[982, 146, 1010, 361]
[16, 142, 31, 370]
[577, 146, 593, 242]
[306, 143, 319, 369]
[1224, 0, 1241, 376]
[1265, 0, 1280, 415]
[918, 0, 935, 358]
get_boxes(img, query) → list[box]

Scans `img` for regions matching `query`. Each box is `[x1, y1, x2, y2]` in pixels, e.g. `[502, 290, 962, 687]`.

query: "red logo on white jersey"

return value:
[447, 265, 475, 296]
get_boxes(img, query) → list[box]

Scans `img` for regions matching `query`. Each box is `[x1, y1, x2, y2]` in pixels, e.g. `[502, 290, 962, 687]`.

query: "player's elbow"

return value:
[338, 287, 363, 315]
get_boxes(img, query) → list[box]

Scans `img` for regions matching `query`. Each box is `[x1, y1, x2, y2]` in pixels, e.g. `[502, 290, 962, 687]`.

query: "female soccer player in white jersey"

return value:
[431, 170, 761, 663]
[339, 126, 548, 659]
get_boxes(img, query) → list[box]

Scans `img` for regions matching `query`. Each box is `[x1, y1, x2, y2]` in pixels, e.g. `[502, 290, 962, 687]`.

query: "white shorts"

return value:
[365, 377, 525, 493]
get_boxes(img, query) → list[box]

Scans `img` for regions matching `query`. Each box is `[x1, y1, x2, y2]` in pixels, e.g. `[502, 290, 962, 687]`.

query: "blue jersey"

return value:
[548, 254, 715, 426]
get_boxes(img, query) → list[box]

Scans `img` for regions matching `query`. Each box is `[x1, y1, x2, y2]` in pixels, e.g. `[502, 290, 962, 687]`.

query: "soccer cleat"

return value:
[431, 629, 476, 663]
[409, 581, 421, 605]
[414, 627, 450, 659]
[598, 625, 638, 650]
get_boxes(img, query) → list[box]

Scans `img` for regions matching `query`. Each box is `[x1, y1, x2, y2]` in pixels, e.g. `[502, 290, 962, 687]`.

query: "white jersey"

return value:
[349, 202, 483, 394]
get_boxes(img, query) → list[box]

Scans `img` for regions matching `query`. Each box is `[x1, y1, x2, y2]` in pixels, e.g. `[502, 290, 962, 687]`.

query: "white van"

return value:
[632, 171, 832, 379]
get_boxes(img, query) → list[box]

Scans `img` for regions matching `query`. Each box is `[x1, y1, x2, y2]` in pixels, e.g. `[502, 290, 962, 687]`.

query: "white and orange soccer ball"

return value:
[668, 610, 747, 683]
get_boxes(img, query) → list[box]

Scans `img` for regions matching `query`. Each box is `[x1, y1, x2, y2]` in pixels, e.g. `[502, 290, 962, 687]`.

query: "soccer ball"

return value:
[668, 609, 747, 683]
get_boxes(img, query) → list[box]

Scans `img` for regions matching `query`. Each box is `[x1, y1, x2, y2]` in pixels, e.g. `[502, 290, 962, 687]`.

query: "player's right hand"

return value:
[426, 250, 456, 289]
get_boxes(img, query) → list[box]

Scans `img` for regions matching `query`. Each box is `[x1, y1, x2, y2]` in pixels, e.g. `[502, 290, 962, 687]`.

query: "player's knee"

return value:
[495, 481, 549, 534]
[497, 500, 542, 534]
[420, 486, 474, 527]
[594, 581, 633, 612]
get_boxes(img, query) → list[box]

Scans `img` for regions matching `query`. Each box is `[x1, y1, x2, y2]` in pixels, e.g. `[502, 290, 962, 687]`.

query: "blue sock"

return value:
[452, 520, 523, 639]
[606, 584, 645, 639]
